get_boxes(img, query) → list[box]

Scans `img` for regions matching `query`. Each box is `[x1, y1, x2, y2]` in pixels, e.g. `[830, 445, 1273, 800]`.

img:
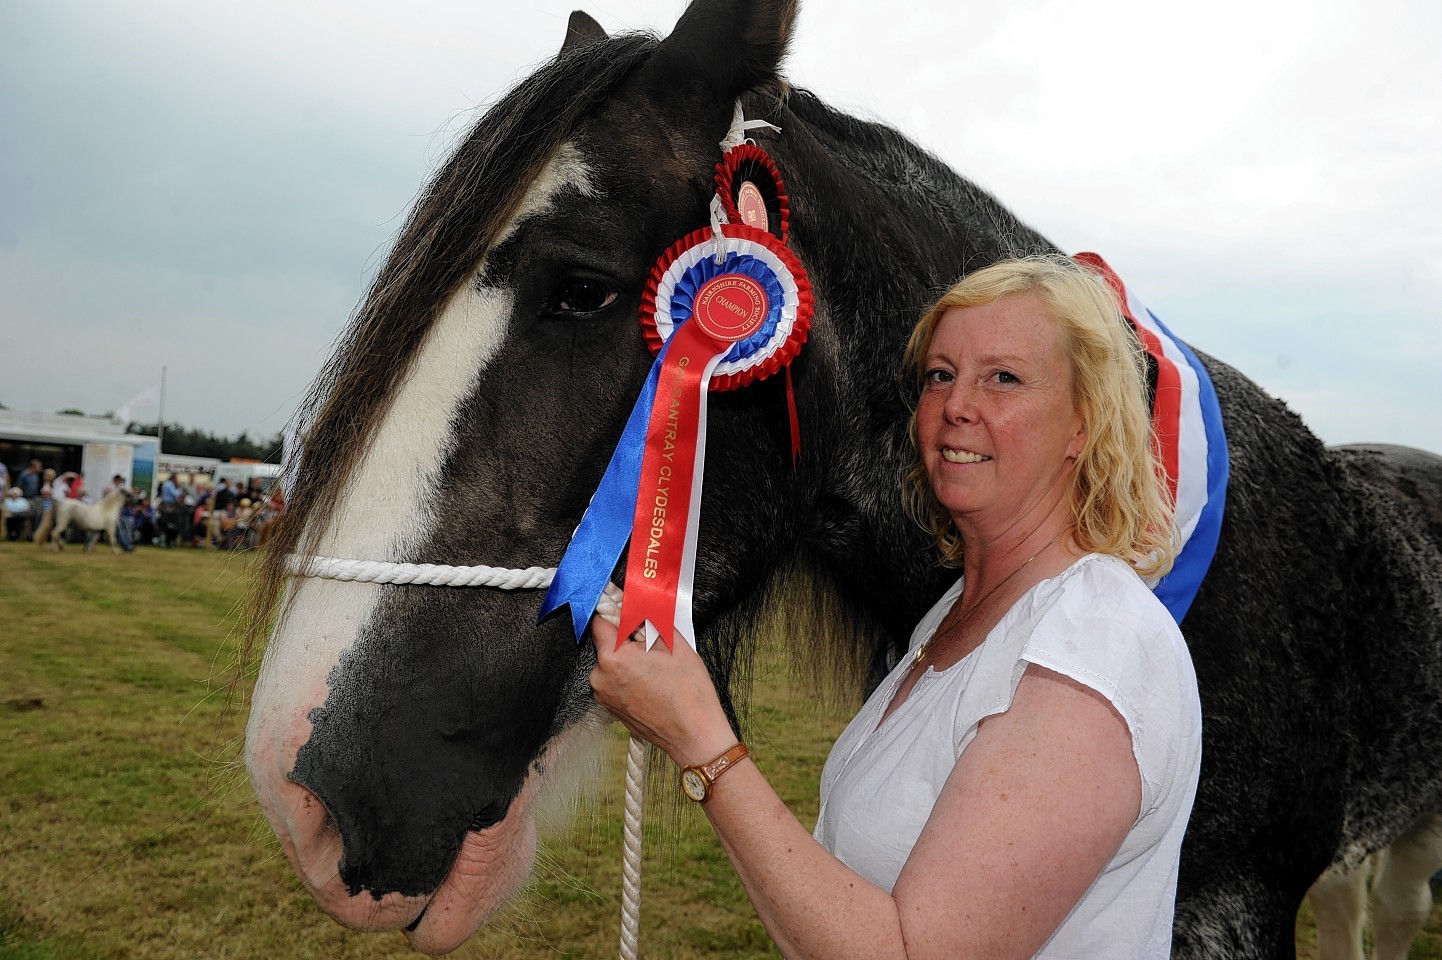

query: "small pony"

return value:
[34, 488, 131, 553]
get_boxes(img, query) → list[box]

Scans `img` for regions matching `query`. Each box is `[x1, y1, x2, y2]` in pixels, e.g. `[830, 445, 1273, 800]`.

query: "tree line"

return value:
[126, 422, 284, 464]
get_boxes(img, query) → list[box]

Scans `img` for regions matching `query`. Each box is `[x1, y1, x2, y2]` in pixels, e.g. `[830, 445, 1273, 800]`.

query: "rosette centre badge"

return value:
[692, 274, 768, 342]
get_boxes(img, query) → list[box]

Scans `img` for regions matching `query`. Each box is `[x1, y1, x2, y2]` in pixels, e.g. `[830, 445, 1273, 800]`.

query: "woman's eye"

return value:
[924, 368, 954, 386]
[993, 370, 1020, 385]
[553, 277, 619, 315]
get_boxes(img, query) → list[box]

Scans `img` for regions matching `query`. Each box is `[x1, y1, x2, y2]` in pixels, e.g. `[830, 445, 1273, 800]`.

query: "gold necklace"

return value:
[910, 530, 1066, 670]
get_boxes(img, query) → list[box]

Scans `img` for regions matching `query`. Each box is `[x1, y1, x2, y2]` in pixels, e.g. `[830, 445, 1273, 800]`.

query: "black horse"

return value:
[243, 2, 1442, 955]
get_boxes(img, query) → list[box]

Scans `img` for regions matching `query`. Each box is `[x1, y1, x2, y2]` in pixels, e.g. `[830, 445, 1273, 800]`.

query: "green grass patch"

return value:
[2, 541, 1440, 958]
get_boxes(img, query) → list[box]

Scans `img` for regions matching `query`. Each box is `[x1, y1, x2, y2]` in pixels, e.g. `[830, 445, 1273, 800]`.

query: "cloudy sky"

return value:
[2, 0, 1438, 453]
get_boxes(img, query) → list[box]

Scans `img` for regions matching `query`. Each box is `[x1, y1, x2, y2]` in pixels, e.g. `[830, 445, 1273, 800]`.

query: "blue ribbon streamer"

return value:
[539, 340, 671, 640]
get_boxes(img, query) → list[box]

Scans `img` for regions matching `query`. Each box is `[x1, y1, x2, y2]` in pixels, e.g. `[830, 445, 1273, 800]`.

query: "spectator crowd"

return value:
[2, 458, 283, 551]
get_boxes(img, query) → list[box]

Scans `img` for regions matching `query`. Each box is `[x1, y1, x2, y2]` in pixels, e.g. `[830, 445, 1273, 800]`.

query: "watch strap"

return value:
[700, 742, 748, 785]
[682, 742, 749, 802]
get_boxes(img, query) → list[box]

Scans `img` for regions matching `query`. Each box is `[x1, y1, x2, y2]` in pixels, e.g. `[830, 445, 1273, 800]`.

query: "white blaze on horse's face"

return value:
[245, 143, 598, 942]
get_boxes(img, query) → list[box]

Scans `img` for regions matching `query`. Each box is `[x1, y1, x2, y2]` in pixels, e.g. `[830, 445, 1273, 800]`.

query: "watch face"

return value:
[681, 768, 708, 802]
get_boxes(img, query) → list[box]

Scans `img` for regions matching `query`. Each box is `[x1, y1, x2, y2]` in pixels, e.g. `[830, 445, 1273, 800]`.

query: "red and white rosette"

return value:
[714, 143, 790, 243]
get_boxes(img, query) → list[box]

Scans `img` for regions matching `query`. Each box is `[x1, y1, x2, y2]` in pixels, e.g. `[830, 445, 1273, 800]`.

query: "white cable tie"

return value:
[741, 118, 782, 140]
[722, 99, 783, 152]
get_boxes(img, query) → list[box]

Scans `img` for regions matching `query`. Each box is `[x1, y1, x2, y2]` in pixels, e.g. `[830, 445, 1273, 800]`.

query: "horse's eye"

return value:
[553, 277, 619, 315]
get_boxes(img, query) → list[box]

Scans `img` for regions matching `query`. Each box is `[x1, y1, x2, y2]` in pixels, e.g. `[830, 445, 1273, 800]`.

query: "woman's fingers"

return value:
[591, 611, 622, 653]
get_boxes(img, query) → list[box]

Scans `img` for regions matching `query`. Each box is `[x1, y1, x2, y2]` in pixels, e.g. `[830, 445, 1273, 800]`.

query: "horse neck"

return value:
[771, 92, 1056, 628]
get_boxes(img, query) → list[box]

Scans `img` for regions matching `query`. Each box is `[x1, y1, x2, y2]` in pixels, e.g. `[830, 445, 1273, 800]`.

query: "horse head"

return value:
[243, 1, 953, 951]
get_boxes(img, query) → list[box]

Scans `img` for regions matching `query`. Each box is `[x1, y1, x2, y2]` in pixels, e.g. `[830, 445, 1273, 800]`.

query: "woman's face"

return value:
[916, 295, 1086, 536]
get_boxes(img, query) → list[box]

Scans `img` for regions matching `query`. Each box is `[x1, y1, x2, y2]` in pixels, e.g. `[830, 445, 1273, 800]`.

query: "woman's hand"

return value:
[589, 610, 739, 767]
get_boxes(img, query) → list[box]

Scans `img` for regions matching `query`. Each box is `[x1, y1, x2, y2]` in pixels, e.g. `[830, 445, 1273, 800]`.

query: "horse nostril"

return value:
[291, 777, 338, 834]
[469, 801, 507, 831]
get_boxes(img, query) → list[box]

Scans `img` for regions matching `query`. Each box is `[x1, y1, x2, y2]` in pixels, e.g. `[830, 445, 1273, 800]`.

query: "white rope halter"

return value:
[286, 555, 556, 589]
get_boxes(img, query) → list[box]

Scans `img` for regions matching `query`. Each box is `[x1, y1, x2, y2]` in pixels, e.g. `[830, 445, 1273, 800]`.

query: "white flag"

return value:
[114, 384, 161, 427]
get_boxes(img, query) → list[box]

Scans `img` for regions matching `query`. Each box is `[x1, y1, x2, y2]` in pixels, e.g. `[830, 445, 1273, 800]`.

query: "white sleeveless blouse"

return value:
[813, 553, 1202, 958]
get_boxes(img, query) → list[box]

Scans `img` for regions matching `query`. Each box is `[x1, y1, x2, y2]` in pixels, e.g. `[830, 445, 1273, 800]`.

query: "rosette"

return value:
[540, 138, 812, 651]
[640, 222, 812, 392]
[714, 143, 790, 242]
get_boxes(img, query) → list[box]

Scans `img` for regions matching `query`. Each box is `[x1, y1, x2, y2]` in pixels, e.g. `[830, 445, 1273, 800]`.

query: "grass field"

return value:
[2, 542, 1439, 958]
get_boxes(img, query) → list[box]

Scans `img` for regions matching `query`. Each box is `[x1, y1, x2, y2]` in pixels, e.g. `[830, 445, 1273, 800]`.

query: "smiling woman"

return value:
[588, 253, 1201, 957]
[912, 294, 1087, 564]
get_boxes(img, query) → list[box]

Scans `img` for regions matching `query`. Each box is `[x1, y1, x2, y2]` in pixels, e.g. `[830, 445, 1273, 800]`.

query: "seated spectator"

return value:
[158, 473, 186, 547]
[4, 486, 31, 541]
[213, 499, 238, 549]
[193, 499, 214, 548]
[232, 498, 257, 550]
[254, 488, 284, 548]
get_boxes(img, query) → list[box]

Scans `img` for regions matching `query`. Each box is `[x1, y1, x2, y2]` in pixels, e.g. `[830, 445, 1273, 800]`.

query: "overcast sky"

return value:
[2, 0, 1438, 453]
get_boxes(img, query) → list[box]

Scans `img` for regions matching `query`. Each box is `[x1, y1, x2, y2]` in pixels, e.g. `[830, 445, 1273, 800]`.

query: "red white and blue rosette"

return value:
[616, 221, 810, 649]
[640, 222, 811, 392]
[540, 221, 812, 651]
[540, 139, 812, 652]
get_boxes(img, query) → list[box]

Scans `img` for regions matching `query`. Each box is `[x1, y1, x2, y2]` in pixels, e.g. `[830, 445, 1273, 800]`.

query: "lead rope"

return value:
[286, 557, 647, 960]
[591, 583, 647, 960]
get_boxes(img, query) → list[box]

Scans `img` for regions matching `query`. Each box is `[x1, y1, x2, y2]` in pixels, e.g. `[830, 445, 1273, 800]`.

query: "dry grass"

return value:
[1, 541, 1438, 958]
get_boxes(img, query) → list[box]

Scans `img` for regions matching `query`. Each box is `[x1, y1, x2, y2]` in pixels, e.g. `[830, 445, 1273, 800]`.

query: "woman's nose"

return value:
[942, 380, 977, 423]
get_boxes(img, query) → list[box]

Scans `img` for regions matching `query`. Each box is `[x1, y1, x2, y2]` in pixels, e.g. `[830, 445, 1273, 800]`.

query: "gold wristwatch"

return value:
[679, 743, 749, 803]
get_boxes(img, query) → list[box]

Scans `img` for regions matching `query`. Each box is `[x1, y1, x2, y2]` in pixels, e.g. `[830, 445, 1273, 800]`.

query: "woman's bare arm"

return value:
[590, 617, 1139, 960]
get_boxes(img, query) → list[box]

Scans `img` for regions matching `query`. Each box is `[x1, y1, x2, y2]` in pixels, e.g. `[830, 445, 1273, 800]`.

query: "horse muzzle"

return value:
[246, 701, 543, 955]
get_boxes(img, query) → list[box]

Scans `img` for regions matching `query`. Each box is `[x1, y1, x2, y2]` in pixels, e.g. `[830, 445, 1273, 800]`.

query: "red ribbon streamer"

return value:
[615, 321, 727, 650]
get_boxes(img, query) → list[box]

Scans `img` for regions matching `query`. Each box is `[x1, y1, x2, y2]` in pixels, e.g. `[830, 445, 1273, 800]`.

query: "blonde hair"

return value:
[900, 254, 1178, 578]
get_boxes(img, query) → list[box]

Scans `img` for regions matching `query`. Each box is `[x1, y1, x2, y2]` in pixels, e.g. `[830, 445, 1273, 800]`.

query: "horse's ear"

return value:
[561, 10, 607, 54]
[648, 0, 798, 101]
